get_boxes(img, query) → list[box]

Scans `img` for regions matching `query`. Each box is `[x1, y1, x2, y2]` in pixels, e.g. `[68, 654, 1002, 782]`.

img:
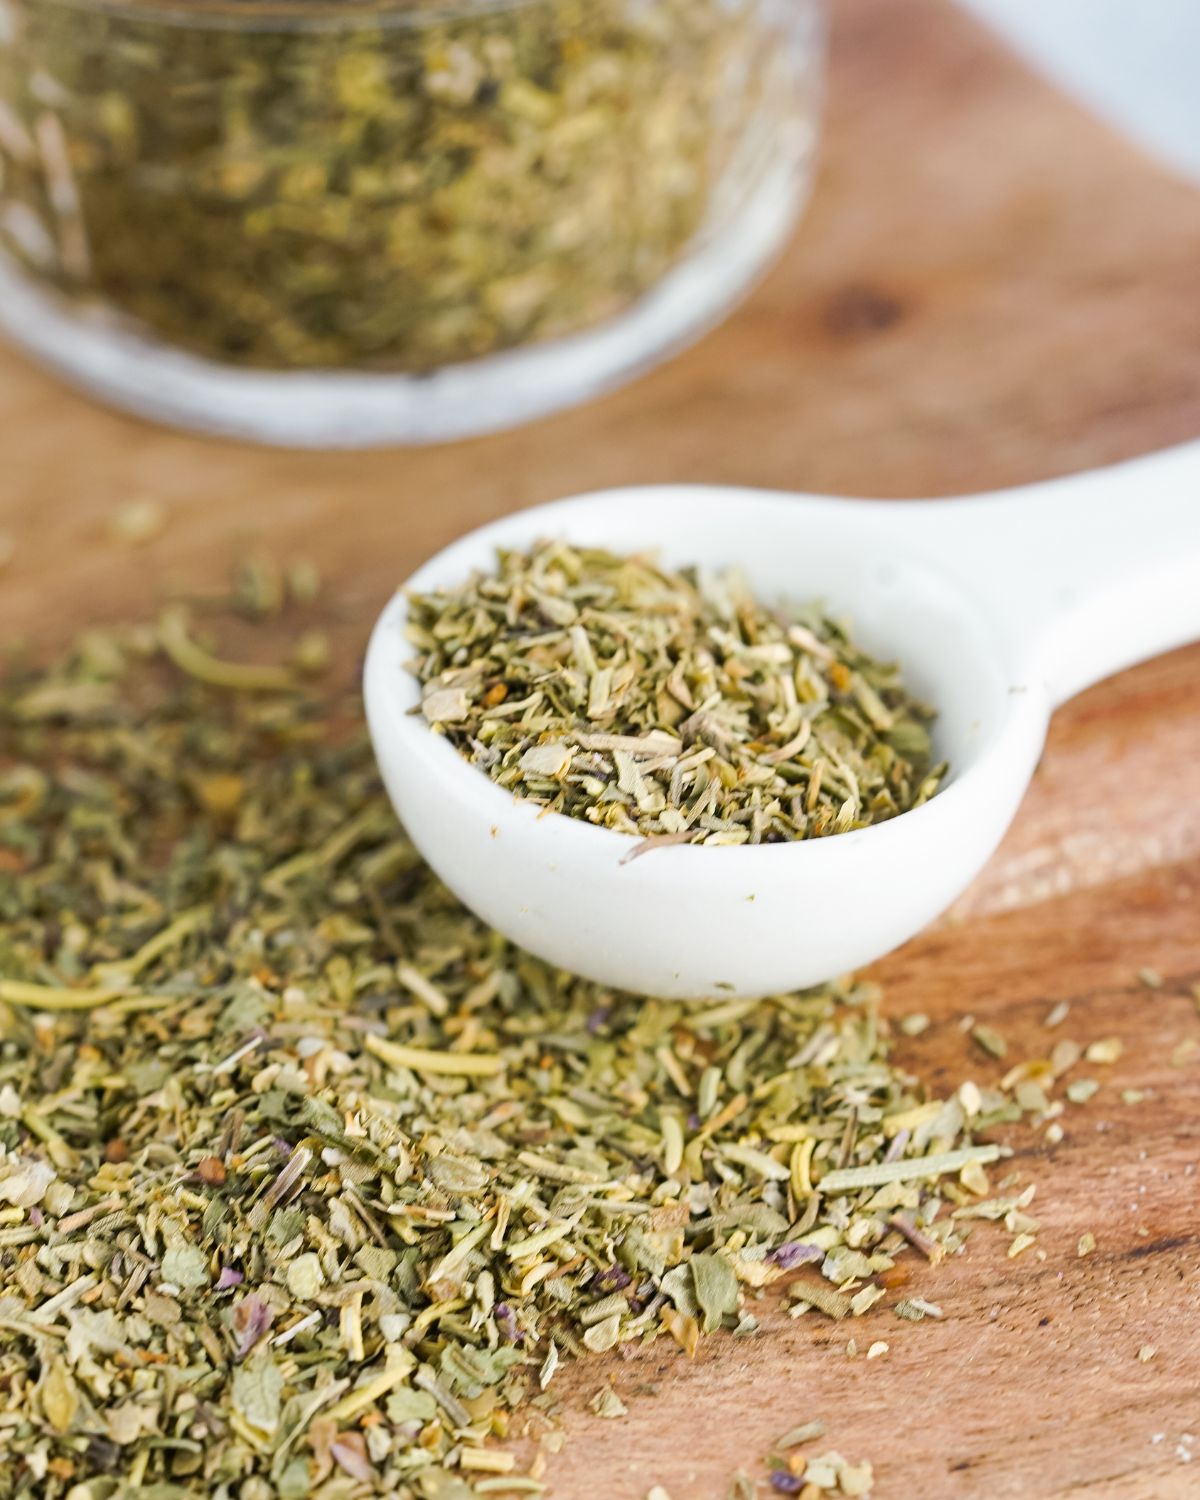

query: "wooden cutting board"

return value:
[2, 1, 1199, 1494]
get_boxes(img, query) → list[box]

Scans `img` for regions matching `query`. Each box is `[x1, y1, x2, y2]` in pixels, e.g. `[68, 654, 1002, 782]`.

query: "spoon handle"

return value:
[905, 441, 1200, 707]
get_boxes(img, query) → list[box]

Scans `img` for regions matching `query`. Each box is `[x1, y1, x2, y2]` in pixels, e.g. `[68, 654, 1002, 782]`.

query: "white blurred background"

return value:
[959, 0, 1200, 183]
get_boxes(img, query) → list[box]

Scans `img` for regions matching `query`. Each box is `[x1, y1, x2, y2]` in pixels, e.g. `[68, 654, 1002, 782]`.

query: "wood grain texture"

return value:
[1, 0, 1199, 1495]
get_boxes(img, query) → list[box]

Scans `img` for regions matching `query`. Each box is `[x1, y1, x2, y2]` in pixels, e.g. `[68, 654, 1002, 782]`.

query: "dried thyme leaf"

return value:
[850, 1285, 886, 1317]
[37, 1358, 77, 1434]
[589, 1386, 628, 1419]
[775, 1419, 826, 1448]
[1085, 1038, 1124, 1065]
[409, 542, 945, 844]
[691, 1252, 740, 1334]
[789, 1280, 852, 1322]
[971, 1023, 1008, 1059]
[159, 1243, 209, 1290]
[232, 1357, 284, 1438]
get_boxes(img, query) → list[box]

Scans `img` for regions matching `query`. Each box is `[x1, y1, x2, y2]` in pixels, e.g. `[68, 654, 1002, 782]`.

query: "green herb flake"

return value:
[159, 1243, 210, 1291]
[691, 1252, 740, 1334]
[1085, 1038, 1124, 1066]
[775, 1419, 826, 1449]
[894, 1297, 944, 1321]
[1066, 1079, 1100, 1104]
[971, 1023, 1008, 1059]
[231, 1358, 284, 1438]
[589, 1386, 628, 1420]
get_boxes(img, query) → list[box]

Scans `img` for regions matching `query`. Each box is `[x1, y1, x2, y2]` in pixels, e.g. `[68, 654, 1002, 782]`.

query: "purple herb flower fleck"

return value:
[232, 1294, 274, 1358]
[768, 1241, 824, 1269]
[494, 1302, 523, 1343]
[592, 1266, 633, 1294]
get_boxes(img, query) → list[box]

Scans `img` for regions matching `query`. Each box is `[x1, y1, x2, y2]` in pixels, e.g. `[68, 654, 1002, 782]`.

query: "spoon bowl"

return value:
[365, 445, 1199, 998]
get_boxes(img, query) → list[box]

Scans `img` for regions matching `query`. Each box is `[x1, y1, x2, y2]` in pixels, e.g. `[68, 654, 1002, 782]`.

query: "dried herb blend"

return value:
[0, 0, 796, 371]
[722, 1422, 877, 1496]
[0, 586, 1013, 1496]
[411, 541, 946, 844]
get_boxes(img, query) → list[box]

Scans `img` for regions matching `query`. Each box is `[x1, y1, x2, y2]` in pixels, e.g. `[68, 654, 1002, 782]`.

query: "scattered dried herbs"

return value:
[0, 0, 803, 372]
[756, 1442, 875, 1498]
[410, 542, 945, 844]
[0, 576, 1050, 1497]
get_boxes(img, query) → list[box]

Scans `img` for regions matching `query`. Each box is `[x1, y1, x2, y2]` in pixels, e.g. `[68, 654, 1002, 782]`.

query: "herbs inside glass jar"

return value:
[409, 541, 946, 844]
[0, 0, 802, 372]
[0, 577, 1031, 1496]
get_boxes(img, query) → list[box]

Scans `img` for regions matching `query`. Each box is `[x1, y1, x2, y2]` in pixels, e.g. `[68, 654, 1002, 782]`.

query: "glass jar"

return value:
[0, 0, 823, 445]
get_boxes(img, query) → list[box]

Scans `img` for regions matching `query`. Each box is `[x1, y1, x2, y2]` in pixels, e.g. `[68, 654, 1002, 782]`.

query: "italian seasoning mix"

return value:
[0, 581, 1053, 1498]
[0, 0, 792, 372]
[410, 541, 946, 844]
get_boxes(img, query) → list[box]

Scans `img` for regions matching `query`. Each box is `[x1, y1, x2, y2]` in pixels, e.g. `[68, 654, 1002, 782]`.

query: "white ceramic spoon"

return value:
[365, 443, 1200, 999]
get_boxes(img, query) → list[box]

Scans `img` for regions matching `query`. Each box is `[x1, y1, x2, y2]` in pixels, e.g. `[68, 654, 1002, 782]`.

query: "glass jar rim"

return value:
[38, 0, 545, 33]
